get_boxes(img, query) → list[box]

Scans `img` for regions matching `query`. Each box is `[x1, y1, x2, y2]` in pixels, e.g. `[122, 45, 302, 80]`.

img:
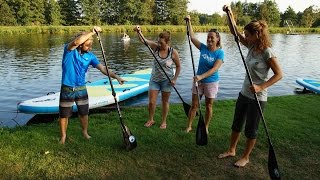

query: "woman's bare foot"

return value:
[218, 151, 236, 159]
[185, 127, 192, 133]
[59, 136, 66, 144]
[234, 157, 249, 167]
[82, 132, 91, 140]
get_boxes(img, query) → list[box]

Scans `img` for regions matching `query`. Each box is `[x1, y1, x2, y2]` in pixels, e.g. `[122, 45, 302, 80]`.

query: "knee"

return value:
[244, 129, 258, 139]
[206, 104, 212, 111]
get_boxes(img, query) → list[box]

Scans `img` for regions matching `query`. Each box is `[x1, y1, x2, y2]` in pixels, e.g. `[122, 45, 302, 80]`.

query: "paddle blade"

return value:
[183, 102, 191, 117]
[122, 125, 137, 151]
[196, 113, 207, 145]
[268, 145, 281, 180]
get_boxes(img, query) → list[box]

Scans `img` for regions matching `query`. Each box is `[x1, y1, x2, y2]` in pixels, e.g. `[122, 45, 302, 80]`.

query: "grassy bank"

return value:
[0, 94, 319, 179]
[0, 25, 319, 35]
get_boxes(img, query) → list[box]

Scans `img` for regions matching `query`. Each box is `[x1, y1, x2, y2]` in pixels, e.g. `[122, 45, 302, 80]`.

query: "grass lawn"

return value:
[0, 94, 319, 179]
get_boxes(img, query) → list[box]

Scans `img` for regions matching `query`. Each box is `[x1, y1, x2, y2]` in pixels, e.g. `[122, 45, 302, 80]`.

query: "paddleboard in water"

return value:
[18, 68, 151, 114]
[296, 78, 320, 94]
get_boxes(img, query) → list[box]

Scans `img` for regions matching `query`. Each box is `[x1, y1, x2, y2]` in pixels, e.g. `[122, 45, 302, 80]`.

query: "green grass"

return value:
[0, 25, 319, 34]
[0, 94, 319, 179]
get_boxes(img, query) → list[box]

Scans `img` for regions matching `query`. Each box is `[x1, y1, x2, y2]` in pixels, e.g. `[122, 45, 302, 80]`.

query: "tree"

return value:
[300, 6, 315, 28]
[29, 0, 46, 25]
[258, 0, 281, 26]
[80, 0, 101, 25]
[166, 0, 188, 25]
[153, 0, 169, 24]
[45, 0, 63, 25]
[7, 0, 32, 25]
[58, 0, 81, 25]
[0, 0, 16, 25]
[281, 6, 297, 27]
[136, 0, 154, 25]
[103, 0, 121, 25]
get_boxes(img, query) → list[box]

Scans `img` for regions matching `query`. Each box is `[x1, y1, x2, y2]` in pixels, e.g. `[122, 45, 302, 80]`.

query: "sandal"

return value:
[144, 120, 155, 128]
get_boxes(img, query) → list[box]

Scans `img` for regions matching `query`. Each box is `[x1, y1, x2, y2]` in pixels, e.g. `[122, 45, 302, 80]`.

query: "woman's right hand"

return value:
[133, 25, 141, 32]
[93, 26, 102, 33]
[184, 15, 191, 21]
[223, 5, 230, 12]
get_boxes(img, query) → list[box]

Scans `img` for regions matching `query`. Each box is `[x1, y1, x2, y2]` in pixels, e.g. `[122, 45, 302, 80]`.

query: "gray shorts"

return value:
[231, 93, 266, 139]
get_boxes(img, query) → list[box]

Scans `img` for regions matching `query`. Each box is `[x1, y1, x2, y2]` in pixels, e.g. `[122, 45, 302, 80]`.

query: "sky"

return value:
[187, 0, 320, 15]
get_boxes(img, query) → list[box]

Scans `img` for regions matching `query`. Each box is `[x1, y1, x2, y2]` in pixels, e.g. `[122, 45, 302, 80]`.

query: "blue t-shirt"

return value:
[197, 43, 224, 83]
[61, 44, 100, 87]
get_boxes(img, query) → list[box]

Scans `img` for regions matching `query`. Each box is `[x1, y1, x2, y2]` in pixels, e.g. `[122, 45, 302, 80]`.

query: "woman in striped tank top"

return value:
[134, 26, 181, 129]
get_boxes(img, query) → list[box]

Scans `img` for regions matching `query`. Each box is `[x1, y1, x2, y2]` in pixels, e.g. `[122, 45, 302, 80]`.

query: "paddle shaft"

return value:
[225, 9, 280, 179]
[94, 30, 126, 130]
[136, 30, 187, 104]
[185, 20, 203, 114]
[185, 20, 207, 145]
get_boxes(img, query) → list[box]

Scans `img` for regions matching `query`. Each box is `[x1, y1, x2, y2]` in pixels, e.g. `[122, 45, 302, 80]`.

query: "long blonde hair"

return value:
[244, 20, 271, 51]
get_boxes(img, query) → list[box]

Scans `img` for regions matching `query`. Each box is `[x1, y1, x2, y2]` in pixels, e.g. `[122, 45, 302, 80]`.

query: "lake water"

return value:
[1, 32, 319, 127]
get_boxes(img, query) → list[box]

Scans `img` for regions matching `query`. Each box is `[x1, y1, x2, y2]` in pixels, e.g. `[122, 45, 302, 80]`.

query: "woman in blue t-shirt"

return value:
[184, 15, 225, 134]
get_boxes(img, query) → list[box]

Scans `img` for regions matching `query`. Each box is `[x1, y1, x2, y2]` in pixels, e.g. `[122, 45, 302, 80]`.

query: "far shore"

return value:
[0, 25, 319, 35]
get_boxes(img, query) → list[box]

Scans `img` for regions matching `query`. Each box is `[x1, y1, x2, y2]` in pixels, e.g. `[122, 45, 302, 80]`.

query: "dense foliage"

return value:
[0, 0, 319, 27]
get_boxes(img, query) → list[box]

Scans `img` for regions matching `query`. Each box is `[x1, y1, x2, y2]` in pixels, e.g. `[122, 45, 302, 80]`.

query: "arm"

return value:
[222, 5, 248, 47]
[68, 26, 102, 51]
[185, 15, 201, 50]
[171, 49, 181, 86]
[251, 57, 283, 93]
[134, 25, 158, 51]
[96, 64, 126, 85]
[194, 60, 223, 82]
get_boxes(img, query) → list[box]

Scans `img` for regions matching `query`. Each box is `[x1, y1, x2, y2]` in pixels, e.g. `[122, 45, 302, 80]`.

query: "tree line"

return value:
[0, 0, 319, 28]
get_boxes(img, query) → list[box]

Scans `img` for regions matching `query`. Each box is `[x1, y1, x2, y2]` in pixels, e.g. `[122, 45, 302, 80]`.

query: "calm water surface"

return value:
[1, 32, 319, 127]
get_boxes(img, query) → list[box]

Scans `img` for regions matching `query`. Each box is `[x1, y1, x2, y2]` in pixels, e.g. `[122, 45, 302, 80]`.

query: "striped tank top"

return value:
[151, 47, 175, 82]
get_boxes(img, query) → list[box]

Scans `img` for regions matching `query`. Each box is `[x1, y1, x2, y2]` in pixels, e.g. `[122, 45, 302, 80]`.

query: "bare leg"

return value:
[145, 90, 158, 127]
[218, 131, 240, 158]
[234, 138, 256, 167]
[59, 117, 68, 144]
[160, 91, 171, 129]
[79, 115, 91, 139]
[204, 97, 214, 133]
[185, 93, 198, 132]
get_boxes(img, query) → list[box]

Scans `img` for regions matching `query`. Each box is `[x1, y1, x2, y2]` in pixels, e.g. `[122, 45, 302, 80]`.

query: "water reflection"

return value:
[0, 32, 319, 126]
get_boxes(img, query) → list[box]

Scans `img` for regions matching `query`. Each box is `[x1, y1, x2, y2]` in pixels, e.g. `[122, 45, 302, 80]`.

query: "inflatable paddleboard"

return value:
[18, 68, 151, 114]
[296, 78, 320, 94]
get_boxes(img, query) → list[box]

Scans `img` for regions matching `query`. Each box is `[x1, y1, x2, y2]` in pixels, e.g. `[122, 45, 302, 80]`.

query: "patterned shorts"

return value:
[192, 81, 219, 99]
[59, 85, 89, 118]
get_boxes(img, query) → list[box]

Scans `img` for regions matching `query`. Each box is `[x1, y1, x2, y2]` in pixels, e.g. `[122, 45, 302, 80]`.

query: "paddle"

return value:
[94, 30, 137, 151]
[135, 27, 191, 117]
[185, 19, 207, 146]
[225, 8, 281, 179]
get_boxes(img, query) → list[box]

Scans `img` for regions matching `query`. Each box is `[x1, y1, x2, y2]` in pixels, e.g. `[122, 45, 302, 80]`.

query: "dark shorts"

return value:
[231, 93, 267, 139]
[59, 85, 89, 118]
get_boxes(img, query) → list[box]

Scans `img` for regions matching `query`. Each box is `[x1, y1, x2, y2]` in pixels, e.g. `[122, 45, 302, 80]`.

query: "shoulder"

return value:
[200, 43, 206, 50]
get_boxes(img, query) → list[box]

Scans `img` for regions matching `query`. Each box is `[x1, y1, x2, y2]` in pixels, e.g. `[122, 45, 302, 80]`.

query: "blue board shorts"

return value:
[59, 85, 89, 118]
[149, 80, 172, 92]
